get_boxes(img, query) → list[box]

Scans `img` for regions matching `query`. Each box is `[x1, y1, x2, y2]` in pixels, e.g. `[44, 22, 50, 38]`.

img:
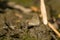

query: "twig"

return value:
[40, 0, 60, 37]
[40, 0, 48, 25]
[7, 2, 32, 13]
[48, 22, 60, 37]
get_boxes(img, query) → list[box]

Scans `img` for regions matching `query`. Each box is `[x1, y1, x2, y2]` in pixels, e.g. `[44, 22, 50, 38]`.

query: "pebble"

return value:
[28, 14, 40, 26]
[9, 25, 16, 30]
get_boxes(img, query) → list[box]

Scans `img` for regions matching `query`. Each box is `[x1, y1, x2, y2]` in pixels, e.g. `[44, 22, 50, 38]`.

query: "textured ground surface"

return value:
[0, 0, 60, 40]
[0, 9, 52, 40]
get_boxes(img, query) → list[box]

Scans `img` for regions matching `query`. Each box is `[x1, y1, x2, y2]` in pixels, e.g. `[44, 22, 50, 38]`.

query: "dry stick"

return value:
[8, 2, 32, 13]
[48, 22, 60, 37]
[40, 0, 60, 37]
[40, 0, 48, 25]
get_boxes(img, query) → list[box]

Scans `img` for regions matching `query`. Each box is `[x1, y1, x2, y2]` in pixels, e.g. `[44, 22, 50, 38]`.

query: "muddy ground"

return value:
[0, 0, 60, 40]
[0, 8, 59, 40]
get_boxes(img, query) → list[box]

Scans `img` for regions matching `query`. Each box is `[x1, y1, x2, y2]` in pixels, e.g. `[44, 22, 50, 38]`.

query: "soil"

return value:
[0, 0, 60, 40]
[0, 8, 58, 40]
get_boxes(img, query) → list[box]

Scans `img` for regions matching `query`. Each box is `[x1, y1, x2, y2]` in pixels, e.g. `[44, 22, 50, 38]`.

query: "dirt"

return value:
[0, 8, 58, 40]
[0, 0, 60, 40]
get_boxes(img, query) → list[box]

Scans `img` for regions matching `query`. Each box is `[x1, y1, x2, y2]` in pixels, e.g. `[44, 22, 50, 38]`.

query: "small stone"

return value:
[9, 25, 16, 30]
[15, 13, 23, 19]
[28, 14, 40, 26]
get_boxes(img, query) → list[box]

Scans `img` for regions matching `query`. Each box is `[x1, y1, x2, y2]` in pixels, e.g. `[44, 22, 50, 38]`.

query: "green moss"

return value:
[9, 0, 39, 7]
[46, 0, 60, 18]
[9, 0, 33, 7]
[22, 35, 36, 40]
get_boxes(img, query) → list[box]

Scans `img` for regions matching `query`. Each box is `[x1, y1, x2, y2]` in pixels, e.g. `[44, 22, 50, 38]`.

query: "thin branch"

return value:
[48, 22, 60, 37]
[40, 0, 60, 37]
[40, 0, 48, 25]
[7, 2, 32, 13]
